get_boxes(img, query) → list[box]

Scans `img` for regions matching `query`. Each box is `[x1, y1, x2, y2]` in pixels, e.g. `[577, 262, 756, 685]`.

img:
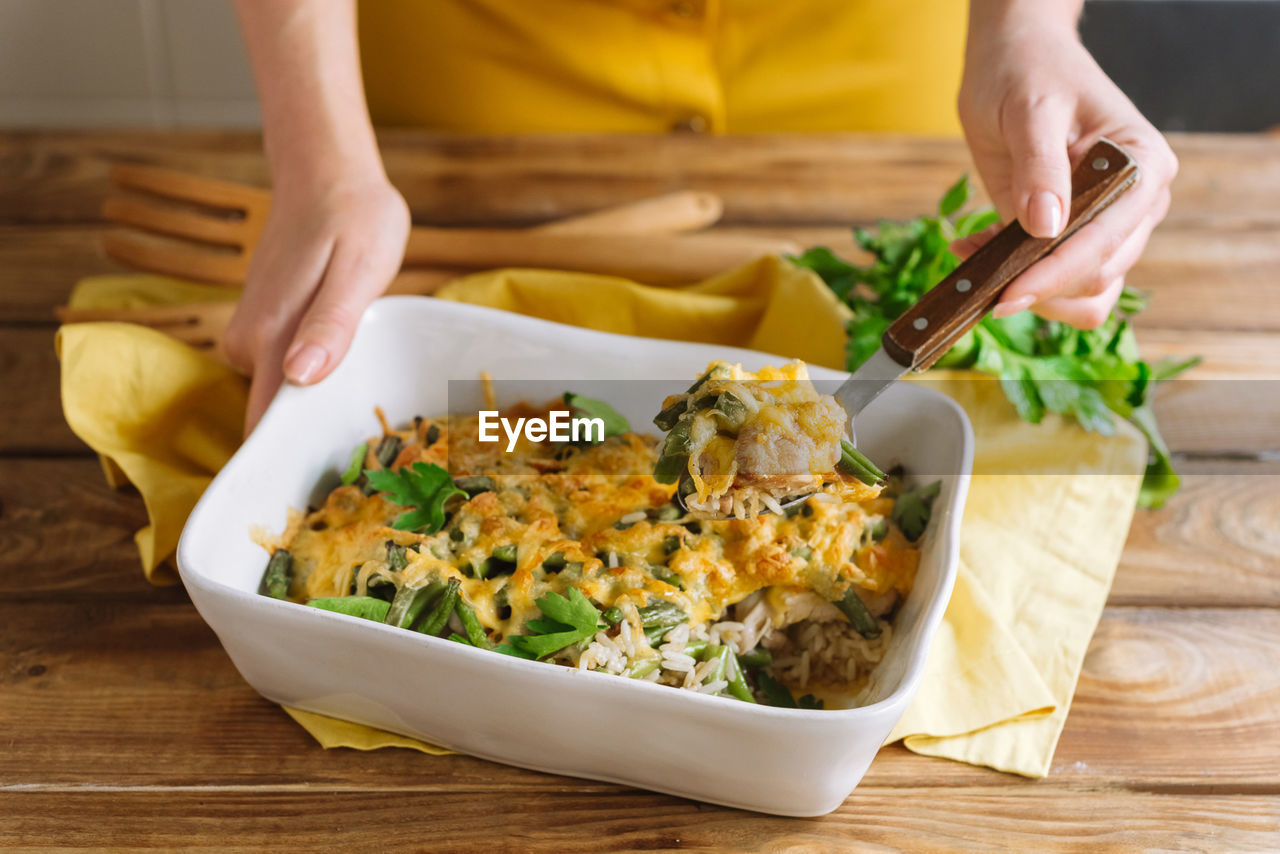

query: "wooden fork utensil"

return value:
[97, 163, 791, 286]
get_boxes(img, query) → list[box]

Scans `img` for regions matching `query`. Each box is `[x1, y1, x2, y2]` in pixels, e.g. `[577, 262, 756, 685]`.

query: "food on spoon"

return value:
[652, 360, 884, 518]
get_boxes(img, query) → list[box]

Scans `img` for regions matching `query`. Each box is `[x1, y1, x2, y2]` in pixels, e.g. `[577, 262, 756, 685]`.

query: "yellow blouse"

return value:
[357, 0, 966, 135]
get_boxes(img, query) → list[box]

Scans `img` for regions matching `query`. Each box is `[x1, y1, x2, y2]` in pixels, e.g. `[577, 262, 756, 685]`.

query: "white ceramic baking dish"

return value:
[177, 297, 972, 817]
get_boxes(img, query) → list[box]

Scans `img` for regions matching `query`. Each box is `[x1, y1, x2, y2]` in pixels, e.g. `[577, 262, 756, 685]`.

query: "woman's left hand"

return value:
[955, 11, 1178, 328]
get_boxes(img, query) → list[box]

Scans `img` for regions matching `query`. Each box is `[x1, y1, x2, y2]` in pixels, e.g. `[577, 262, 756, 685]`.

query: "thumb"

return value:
[1004, 99, 1073, 238]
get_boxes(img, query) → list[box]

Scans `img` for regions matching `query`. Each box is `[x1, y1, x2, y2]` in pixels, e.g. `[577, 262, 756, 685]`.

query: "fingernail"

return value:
[992, 295, 1035, 319]
[284, 343, 328, 384]
[1027, 191, 1063, 238]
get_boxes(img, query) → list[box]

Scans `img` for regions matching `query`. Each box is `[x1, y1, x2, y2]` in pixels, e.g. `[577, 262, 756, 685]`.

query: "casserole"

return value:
[177, 297, 972, 816]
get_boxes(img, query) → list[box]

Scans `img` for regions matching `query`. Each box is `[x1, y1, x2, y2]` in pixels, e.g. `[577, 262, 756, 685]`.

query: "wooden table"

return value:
[2, 131, 1278, 852]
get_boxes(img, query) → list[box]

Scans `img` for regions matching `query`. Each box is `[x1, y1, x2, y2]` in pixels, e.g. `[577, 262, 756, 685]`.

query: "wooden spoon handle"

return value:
[536, 190, 722, 235]
[882, 137, 1140, 371]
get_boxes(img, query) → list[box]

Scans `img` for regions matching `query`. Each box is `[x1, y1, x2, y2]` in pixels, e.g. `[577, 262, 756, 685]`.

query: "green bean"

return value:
[447, 632, 470, 645]
[867, 517, 888, 543]
[385, 580, 446, 629]
[601, 607, 623, 625]
[836, 438, 886, 486]
[654, 504, 682, 522]
[306, 596, 391, 622]
[643, 623, 683, 646]
[454, 475, 495, 496]
[710, 392, 748, 431]
[725, 651, 757, 703]
[653, 399, 688, 432]
[491, 543, 518, 564]
[637, 600, 687, 628]
[449, 527, 466, 543]
[682, 639, 709, 658]
[424, 423, 441, 446]
[706, 645, 730, 686]
[653, 419, 693, 484]
[790, 546, 813, 561]
[416, 578, 461, 636]
[385, 540, 409, 571]
[653, 370, 716, 431]
[470, 558, 491, 580]
[375, 435, 402, 468]
[628, 658, 662, 679]
[737, 647, 772, 668]
[340, 443, 368, 486]
[453, 598, 491, 649]
[835, 587, 882, 639]
[653, 566, 684, 590]
[662, 535, 682, 555]
[258, 550, 292, 600]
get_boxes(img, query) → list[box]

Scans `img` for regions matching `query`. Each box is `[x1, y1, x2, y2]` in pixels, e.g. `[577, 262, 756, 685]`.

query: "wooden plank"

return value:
[1054, 607, 1280, 786]
[0, 225, 121, 323]
[0, 789, 1276, 853]
[3, 218, 1278, 332]
[3, 131, 1279, 228]
[0, 327, 82, 454]
[1, 597, 1276, 790]
[1112, 470, 1280, 608]
[0, 459, 154, 597]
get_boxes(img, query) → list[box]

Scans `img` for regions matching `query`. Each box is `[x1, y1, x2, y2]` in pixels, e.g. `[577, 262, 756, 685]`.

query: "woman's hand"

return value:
[230, 0, 407, 433]
[221, 173, 409, 433]
[956, 5, 1177, 328]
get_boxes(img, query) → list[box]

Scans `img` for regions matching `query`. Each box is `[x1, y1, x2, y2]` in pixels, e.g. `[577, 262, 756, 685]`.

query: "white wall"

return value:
[0, 0, 260, 128]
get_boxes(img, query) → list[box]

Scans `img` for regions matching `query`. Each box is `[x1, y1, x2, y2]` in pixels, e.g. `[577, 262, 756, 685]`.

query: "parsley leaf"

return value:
[563, 392, 630, 440]
[892, 480, 942, 542]
[499, 587, 604, 660]
[365, 462, 466, 533]
[788, 175, 1199, 509]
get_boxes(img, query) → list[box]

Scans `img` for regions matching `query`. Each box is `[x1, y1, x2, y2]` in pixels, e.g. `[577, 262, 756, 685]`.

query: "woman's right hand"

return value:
[222, 172, 410, 434]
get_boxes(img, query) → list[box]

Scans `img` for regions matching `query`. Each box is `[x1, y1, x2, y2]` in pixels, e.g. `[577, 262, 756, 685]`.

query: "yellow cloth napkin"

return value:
[57, 258, 1145, 777]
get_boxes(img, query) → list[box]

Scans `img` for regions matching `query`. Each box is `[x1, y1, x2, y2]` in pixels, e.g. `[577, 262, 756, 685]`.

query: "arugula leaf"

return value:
[365, 462, 466, 533]
[306, 596, 392, 622]
[502, 587, 604, 660]
[892, 481, 942, 542]
[563, 392, 630, 440]
[787, 175, 1199, 509]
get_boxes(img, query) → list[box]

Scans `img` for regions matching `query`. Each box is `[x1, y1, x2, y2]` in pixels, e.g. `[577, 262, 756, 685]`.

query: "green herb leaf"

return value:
[563, 392, 630, 440]
[365, 462, 466, 533]
[938, 174, 971, 217]
[891, 480, 942, 542]
[789, 176, 1199, 509]
[306, 596, 392, 622]
[505, 587, 604, 659]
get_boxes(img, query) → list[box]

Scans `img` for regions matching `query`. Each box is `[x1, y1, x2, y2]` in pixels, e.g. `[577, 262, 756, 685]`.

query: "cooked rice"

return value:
[569, 592, 892, 703]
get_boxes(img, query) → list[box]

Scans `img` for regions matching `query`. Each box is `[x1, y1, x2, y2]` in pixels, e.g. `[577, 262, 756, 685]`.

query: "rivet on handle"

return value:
[912, 317, 928, 330]
[955, 278, 972, 293]
[1092, 157, 1110, 171]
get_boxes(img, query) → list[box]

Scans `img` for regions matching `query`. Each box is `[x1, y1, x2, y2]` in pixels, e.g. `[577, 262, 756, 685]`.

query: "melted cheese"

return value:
[281, 402, 918, 641]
